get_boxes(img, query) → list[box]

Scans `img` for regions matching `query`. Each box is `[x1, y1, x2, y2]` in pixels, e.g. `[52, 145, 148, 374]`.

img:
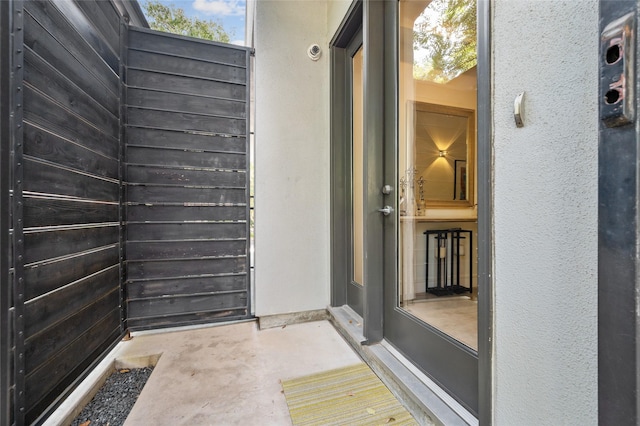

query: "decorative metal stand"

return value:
[424, 228, 473, 296]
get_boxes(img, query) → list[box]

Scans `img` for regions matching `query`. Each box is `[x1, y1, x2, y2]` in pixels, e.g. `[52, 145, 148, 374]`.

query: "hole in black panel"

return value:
[605, 89, 621, 104]
[606, 44, 621, 64]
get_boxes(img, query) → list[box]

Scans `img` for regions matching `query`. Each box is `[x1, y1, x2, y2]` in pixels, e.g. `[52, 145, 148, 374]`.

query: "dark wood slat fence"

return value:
[19, 1, 123, 422]
[125, 28, 251, 330]
[3, 2, 251, 424]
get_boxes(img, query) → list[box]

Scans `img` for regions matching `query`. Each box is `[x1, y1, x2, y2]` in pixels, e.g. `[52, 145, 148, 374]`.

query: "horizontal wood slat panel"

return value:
[23, 13, 119, 114]
[73, 0, 120, 54]
[127, 127, 245, 152]
[126, 205, 246, 222]
[127, 108, 246, 136]
[127, 186, 245, 205]
[128, 49, 246, 85]
[127, 88, 246, 119]
[127, 146, 246, 170]
[126, 309, 247, 331]
[127, 240, 246, 260]
[24, 5, 118, 97]
[129, 28, 247, 67]
[25, 312, 120, 417]
[127, 292, 246, 318]
[127, 223, 245, 240]
[126, 257, 246, 280]
[24, 289, 119, 373]
[127, 166, 246, 187]
[25, 49, 119, 138]
[24, 197, 118, 228]
[24, 85, 119, 159]
[127, 69, 246, 101]
[24, 225, 118, 264]
[126, 275, 246, 299]
[123, 28, 249, 334]
[25, 1, 119, 87]
[24, 123, 119, 180]
[50, 0, 120, 72]
[24, 158, 119, 201]
[24, 245, 119, 301]
[19, 2, 124, 422]
[24, 266, 119, 338]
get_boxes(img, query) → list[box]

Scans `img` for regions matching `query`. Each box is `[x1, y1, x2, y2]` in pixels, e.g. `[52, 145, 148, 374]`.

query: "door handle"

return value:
[378, 205, 394, 216]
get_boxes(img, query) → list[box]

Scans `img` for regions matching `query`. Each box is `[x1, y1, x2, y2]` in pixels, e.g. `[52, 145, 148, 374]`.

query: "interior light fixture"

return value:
[439, 150, 447, 157]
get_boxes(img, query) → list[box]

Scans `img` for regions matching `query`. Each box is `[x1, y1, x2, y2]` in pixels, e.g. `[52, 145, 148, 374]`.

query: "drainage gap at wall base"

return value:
[71, 366, 154, 426]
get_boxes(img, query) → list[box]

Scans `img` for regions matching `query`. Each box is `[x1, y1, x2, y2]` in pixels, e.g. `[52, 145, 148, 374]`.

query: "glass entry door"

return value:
[345, 30, 365, 316]
[383, 0, 479, 415]
[348, 38, 365, 316]
[330, 2, 369, 320]
[332, 0, 484, 415]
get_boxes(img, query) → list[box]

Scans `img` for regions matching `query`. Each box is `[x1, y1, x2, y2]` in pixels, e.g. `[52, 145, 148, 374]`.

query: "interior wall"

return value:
[492, 1, 598, 423]
[413, 73, 477, 110]
[254, 0, 331, 316]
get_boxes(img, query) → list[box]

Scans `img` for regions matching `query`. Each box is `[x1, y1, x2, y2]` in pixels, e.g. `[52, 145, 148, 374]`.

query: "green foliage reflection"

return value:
[143, 1, 233, 43]
[413, 0, 477, 83]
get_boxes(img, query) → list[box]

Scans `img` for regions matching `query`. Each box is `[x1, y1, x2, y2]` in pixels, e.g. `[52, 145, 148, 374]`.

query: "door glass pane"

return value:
[352, 46, 364, 285]
[398, 0, 478, 351]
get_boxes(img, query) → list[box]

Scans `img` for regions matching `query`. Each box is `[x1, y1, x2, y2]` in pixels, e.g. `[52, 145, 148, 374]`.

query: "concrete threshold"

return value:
[328, 305, 478, 426]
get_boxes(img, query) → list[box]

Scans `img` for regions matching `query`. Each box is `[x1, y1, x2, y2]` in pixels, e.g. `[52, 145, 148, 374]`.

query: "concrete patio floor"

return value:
[122, 320, 361, 425]
[54, 320, 364, 425]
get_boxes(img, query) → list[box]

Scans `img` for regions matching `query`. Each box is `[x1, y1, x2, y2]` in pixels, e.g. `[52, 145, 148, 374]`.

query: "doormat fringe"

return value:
[281, 363, 417, 425]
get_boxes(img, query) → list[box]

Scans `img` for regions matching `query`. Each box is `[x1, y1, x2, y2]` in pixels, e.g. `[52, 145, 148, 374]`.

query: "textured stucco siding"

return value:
[254, 1, 331, 316]
[254, 0, 600, 422]
[492, 1, 599, 424]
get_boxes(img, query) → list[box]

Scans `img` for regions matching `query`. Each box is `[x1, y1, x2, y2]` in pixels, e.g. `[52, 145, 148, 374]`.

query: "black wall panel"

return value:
[18, 1, 123, 422]
[125, 28, 251, 330]
[5, 2, 252, 423]
[1, 0, 13, 423]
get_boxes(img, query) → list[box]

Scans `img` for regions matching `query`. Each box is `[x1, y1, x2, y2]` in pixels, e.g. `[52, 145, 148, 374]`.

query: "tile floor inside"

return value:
[403, 297, 478, 350]
[115, 320, 362, 425]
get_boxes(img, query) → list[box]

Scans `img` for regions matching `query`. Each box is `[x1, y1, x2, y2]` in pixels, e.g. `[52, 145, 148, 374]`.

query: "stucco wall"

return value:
[254, 0, 330, 316]
[327, 0, 352, 37]
[254, 0, 599, 421]
[492, 1, 598, 423]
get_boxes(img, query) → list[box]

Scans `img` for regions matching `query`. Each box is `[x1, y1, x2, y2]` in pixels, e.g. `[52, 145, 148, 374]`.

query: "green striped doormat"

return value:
[281, 363, 417, 425]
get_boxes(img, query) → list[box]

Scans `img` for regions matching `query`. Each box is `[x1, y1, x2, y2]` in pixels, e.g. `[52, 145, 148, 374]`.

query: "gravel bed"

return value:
[71, 367, 154, 426]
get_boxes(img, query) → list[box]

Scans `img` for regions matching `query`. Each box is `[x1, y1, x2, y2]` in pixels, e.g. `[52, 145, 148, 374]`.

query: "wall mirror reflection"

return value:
[410, 102, 475, 207]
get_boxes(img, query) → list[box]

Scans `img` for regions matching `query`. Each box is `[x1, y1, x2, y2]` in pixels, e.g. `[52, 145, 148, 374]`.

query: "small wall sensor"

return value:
[307, 44, 321, 61]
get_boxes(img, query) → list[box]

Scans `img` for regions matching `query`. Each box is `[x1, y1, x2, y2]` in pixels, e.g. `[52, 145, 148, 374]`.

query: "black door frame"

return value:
[476, 1, 493, 423]
[1, 0, 12, 423]
[331, 0, 492, 422]
[330, 0, 385, 343]
[598, 2, 640, 424]
[330, 0, 363, 313]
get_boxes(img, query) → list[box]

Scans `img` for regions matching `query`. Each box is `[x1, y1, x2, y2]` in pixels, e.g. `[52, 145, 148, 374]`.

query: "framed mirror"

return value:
[410, 102, 475, 208]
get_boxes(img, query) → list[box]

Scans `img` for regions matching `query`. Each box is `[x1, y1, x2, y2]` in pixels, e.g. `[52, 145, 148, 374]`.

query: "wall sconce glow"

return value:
[439, 150, 447, 157]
